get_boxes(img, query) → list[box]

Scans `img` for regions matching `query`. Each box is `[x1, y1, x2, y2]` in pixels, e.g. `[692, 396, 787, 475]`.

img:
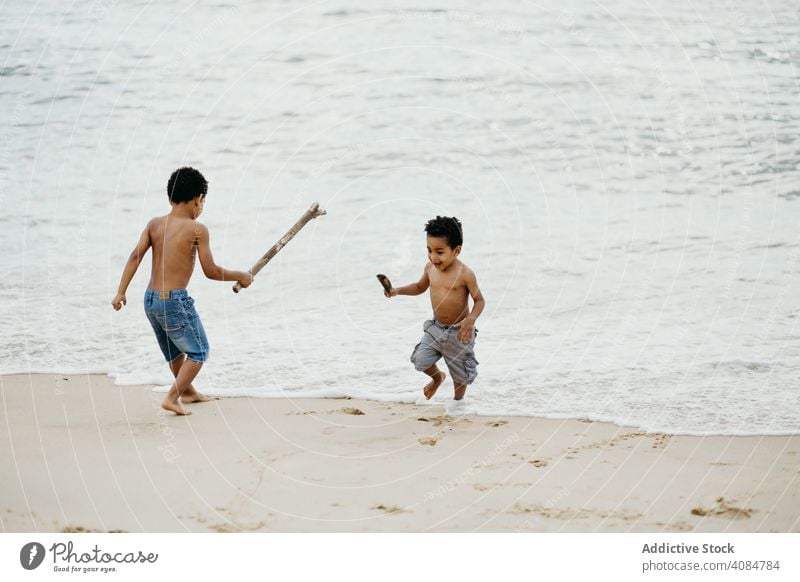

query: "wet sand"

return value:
[1, 374, 798, 532]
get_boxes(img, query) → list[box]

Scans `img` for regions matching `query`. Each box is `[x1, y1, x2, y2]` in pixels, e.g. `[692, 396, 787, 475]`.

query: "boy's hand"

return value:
[237, 272, 254, 289]
[111, 293, 127, 311]
[456, 317, 475, 343]
[377, 274, 394, 298]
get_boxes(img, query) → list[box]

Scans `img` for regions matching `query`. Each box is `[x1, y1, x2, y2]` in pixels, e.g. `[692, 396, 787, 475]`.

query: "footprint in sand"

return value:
[486, 420, 508, 428]
[210, 522, 255, 533]
[565, 431, 648, 454]
[656, 520, 693, 532]
[338, 407, 365, 416]
[691, 497, 753, 519]
[418, 436, 438, 446]
[418, 415, 453, 426]
[528, 458, 549, 468]
[510, 503, 642, 521]
[371, 504, 406, 514]
[651, 433, 671, 449]
[61, 525, 127, 533]
[418, 415, 472, 426]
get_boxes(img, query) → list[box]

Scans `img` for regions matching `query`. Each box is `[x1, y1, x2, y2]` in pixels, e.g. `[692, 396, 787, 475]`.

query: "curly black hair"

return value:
[167, 167, 208, 204]
[424, 215, 463, 249]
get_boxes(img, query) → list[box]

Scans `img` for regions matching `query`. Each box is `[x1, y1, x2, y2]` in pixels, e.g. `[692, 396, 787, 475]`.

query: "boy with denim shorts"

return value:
[112, 167, 253, 415]
[384, 216, 486, 401]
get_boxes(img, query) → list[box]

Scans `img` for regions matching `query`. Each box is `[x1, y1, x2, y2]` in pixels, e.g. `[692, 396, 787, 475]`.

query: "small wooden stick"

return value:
[233, 202, 327, 293]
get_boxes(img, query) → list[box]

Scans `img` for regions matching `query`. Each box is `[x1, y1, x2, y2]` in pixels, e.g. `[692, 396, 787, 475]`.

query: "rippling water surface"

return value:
[2, 1, 799, 434]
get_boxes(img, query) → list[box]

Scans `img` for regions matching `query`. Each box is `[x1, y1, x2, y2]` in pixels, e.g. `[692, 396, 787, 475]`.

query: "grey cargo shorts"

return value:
[410, 319, 479, 385]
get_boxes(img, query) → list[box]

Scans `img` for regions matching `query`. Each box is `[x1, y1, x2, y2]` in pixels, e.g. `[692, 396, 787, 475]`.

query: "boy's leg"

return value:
[169, 355, 215, 403]
[411, 320, 446, 400]
[422, 365, 447, 400]
[161, 358, 203, 416]
[161, 293, 211, 413]
[441, 329, 478, 401]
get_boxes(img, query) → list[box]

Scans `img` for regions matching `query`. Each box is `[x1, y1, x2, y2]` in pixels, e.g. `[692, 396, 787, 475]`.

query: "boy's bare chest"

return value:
[429, 271, 465, 295]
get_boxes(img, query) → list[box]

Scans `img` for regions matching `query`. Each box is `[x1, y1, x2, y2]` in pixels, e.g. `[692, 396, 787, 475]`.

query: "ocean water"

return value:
[1, 1, 799, 435]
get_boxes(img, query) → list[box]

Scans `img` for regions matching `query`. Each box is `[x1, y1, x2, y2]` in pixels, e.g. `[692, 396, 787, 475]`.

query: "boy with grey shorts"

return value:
[383, 216, 486, 401]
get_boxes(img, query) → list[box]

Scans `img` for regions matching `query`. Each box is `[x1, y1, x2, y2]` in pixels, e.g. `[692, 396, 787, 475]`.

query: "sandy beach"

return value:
[0, 374, 797, 533]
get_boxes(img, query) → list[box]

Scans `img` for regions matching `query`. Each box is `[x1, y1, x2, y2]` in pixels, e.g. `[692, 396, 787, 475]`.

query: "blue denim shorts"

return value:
[144, 289, 209, 363]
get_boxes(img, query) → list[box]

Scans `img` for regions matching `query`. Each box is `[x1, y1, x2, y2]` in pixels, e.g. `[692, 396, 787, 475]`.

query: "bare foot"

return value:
[454, 384, 467, 400]
[423, 371, 446, 400]
[161, 399, 192, 416]
[180, 389, 216, 404]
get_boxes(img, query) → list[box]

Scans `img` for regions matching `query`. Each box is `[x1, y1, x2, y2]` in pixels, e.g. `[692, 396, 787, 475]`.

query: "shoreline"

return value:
[3, 371, 794, 438]
[1, 374, 798, 532]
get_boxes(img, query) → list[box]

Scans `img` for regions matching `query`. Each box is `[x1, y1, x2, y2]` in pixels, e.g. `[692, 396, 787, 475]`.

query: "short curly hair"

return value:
[167, 167, 208, 204]
[424, 215, 463, 249]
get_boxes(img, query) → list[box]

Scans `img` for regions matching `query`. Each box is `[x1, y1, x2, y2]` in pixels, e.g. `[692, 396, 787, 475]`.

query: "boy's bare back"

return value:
[113, 189, 250, 313]
[146, 214, 201, 291]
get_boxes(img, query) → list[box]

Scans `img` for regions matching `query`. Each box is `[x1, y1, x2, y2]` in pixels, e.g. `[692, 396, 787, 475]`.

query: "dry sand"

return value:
[1, 374, 798, 532]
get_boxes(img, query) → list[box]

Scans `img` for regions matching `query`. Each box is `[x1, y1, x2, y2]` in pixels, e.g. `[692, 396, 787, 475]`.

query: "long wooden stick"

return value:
[233, 202, 327, 293]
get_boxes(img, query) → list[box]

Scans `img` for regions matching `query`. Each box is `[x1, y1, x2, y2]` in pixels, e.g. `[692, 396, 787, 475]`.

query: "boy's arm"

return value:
[457, 269, 485, 343]
[196, 223, 253, 287]
[386, 266, 430, 298]
[111, 222, 152, 310]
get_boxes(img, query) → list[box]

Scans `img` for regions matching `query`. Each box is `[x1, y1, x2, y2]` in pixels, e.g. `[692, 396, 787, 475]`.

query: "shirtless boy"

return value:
[111, 167, 253, 415]
[384, 216, 485, 400]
